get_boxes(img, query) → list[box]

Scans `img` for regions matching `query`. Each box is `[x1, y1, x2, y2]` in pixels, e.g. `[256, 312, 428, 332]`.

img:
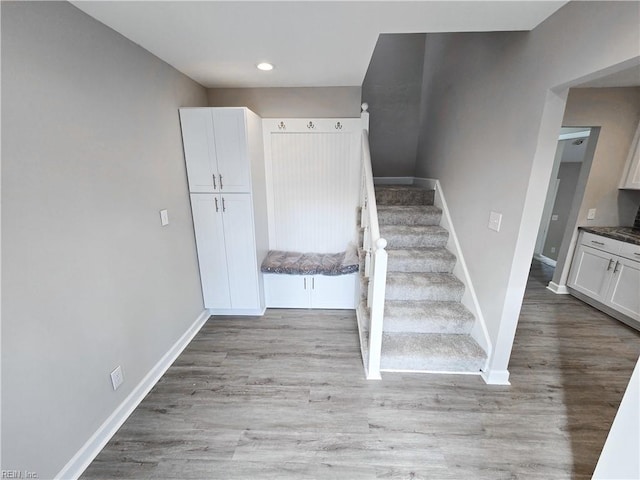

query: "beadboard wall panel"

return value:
[264, 119, 361, 253]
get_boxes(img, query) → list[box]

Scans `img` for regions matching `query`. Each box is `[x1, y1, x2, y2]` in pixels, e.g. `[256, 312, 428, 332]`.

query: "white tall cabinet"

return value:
[180, 107, 268, 315]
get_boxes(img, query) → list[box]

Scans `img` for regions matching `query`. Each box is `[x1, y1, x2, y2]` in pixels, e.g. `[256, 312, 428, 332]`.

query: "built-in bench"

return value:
[261, 247, 360, 309]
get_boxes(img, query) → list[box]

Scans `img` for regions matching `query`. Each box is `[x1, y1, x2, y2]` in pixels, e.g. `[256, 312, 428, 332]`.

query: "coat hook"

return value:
[335, 122, 342, 130]
[278, 121, 286, 130]
[307, 121, 315, 129]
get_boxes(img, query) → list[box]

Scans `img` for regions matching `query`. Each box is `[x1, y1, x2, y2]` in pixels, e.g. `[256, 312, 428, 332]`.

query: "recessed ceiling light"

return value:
[257, 62, 274, 71]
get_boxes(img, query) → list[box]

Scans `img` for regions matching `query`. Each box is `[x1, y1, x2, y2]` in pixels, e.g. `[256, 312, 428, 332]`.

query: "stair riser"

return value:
[380, 356, 485, 372]
[387, 256, 455, 273]
[385, 283, 464, 302]
[375, 189, 435, 206]
[383, 318, 473, 335]
[378, 210, 442, 226]
[384, 233, 448, 248]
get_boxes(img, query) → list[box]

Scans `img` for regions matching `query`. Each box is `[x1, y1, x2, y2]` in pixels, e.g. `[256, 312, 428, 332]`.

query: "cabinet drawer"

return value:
[581, 232, 622, 254]
[619, 242, 640, 262]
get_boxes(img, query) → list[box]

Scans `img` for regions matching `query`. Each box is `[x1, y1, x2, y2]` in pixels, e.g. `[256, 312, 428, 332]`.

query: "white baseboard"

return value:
[412, 177, 436, 190]
[373, 176, 414, 185]
[482, 369, 511, 385]
[56, 309, 210, 480]
[533, 253, 557, 268]
[209, 307, 266, 316]
[547, 281, 570, 294]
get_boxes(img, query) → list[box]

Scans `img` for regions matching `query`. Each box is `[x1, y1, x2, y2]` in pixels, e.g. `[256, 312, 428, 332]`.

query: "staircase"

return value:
[363, 185, 487, 374]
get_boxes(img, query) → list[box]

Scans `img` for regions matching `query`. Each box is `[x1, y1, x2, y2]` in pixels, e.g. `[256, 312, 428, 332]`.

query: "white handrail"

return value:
[360, 126, 387, 380]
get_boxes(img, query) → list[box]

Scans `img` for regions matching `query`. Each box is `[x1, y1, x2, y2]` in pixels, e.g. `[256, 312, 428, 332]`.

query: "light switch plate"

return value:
[160, 209, 169, 226]
[488, 211, 502, 232]
[110, 366, 124, 391]
[587, 208, 596, 220]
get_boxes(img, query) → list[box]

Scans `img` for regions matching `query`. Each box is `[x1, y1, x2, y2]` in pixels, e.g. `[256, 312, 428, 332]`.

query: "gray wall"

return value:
[543, 161, 582, 260]
[415, 1, 640, 377]
[552, 87, 640, 287]
[562, 88, 640, 227]
[362, 34, 426, 177]
[1, 2, 208, 477]
[208, 87, 362, 117]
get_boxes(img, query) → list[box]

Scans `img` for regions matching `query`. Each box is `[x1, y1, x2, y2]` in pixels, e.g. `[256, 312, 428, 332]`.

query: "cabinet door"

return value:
[608, 258, 640, 321]
[190, 194, 230, 308]
[212, 109, 251, 193]
[310, 274, 358, 309]
[180, 109, 218, 193]
[221, 194, 260, 309]
[264, 274, 310, 308]
[568, 245, 614, 302]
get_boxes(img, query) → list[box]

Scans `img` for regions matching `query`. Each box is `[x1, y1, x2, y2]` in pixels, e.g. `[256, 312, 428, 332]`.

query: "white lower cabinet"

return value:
[264, 273, 358, 309]
[568, 231, 640, 324]
[191, 193, 263, 314]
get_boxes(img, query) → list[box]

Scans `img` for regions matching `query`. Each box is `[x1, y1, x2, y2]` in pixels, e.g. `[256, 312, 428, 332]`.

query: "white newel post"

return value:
[367, 238, 387, 380]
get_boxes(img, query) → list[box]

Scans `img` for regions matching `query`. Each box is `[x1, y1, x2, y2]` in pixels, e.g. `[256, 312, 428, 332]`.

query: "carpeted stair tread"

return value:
[380, 225, 448, 248]
[380, 333, 486, 372]
[377, 205, 442, 226]
[384, 301, 475, 334]
[375, 185, 435, 206]
[385, 272, 464, 302]
[386, 247, 456, 273]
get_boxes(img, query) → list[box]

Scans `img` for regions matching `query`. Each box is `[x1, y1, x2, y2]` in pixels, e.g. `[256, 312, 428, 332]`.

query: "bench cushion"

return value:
[261, 247, 359, 276]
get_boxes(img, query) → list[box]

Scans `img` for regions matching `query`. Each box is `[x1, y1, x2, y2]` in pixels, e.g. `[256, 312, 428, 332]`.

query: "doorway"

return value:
[535, 128, 594, 270]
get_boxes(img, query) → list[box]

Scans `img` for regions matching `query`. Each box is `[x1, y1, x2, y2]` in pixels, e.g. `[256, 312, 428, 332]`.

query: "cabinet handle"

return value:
[304, 278, 307, 289]
[214, 197, 219, 212]
[607, 258, 615, 271]
[591, 240, 605, 246]
[219, 174, 223, 190]
[222, 197, 226, 212]
[634, 252, 640, 256]
[614, 261, 621, 273]
[212, 174, 217, 189]
[312, 278, 315, 289]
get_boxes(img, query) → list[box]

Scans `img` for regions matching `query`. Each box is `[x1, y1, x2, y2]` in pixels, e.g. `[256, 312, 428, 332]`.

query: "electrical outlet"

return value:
[551, 214, 558, 221]
[551, 247, 556, 253]
[587, 208, 596, 220]
[110, 366, 124, 391]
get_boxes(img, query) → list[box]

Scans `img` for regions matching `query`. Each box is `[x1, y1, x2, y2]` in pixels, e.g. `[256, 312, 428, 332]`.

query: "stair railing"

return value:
[360, 104, 387, 380]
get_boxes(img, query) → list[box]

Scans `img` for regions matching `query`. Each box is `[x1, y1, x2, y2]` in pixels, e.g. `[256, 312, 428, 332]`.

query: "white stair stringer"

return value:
[413, 178, 493, 375]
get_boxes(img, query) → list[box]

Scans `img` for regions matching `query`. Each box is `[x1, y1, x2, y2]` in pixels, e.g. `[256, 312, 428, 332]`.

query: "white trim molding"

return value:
[547, 281, 570, 295]
[56, 309, 210, 480]
[482, 369, 511, 385]
[414, 177, 494, 376]
[533, 253, 557, 268]
[373, 176, 414, 185]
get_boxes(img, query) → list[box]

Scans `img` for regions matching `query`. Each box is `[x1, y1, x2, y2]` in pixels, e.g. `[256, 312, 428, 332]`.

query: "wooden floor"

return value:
[81, 261, 640, 479]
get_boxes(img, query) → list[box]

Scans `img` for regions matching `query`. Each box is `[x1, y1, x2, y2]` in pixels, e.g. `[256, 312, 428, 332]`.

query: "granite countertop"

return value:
[580, 226, 640, 246]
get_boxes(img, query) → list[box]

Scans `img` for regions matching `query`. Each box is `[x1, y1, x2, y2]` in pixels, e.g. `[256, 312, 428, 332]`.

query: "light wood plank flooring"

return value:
[81, 261, 640, 479]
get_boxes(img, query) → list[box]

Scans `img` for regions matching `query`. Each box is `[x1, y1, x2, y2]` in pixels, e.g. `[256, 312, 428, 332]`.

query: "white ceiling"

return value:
[71, 1, 567, 89]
